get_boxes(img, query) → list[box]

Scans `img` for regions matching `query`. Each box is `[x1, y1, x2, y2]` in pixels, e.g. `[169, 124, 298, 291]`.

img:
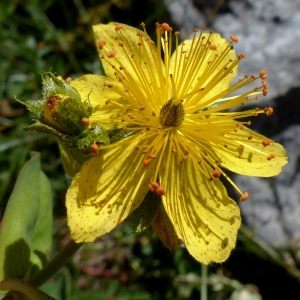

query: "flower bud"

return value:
[41, 73, 93, 136]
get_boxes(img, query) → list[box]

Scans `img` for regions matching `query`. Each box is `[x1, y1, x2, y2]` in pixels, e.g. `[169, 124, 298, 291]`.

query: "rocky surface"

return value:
[166, 0, 300, 248]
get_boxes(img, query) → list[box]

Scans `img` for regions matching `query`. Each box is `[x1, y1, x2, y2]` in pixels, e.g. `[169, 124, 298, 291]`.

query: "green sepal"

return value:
[76, 125, 110, 155]
[126, 191, 161, 233]
[0, 153, 53, 282]
[109, 128, 137, 144]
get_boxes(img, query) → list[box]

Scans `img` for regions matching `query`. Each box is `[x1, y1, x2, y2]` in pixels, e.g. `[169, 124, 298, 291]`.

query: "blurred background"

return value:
[1, 0, 300, 299]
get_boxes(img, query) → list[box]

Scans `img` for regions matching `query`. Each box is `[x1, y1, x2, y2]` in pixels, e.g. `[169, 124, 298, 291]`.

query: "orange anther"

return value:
[65, 77, 72, 84]
[266, 107, 273, 116]
[156, 186, 166, 196]
[115, 24, 123, 31]
[270, 153, 275, 158]
[240, 53, 246, 58]
[105, 99, 111, 104]
[230, 35, 239, 43]
[209, 44, 217, 50]
[81, 117, 90, 127]
[213, 168, 221, 178]
[149, 182, 160, 192]
[263, 89, 268, 96]
[240, 192, 249, 201]
[143, 160, 149, 167]
[161, 23, 170, 30]
[98, 40, 106, 49]
[193, 28, 198, 33]
[267, 156, 272, 160]
[147, 154, 156, 159]
[262, 81, 268, 88]
[107, 50, 117, 58]
[90, 143, 99, 154]
[175, 31, 180, 36]
[260, 70, 268, 79]
[248, 135, 253, 140]
[262, 139, 271, 147]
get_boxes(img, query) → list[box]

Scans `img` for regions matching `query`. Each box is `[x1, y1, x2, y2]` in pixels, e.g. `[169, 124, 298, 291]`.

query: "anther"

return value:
[262, 139, 271, 147]
[248, 135, 253, 140]
[209, 45, 217, 50]
[115, 24, 123, 31]
[156, 186, 166, 196]
[175, 31, 180, 36]
[149, 182, 160, 192]
[240, 192, 249, 201]
[65, 77, 72, 84]
[161, 23, 170, 31]
[267, 156, 272, 161]
[118, 42, 124, 47]
[105, 99, 111, 104]
[240, 53, 246, 58]
[147, 154, 156, 159]
[263, 89, 268, 96]
[193, 28, 198, 33]
[213, 168, 221, 178]
[81, 117, 90, 127]
[230, 35, 239, 43]
[98, 40, 106, 49]
[270, 154, 275, 158]
[260, 70, 268, 79]
[135, 145, 140, 150]
[265, 107, 273, 116]
[107, 50, 117, 58]
[90, 143, 99, 154]
[143, 160, 149, 167]
[140, 22, 145, 27]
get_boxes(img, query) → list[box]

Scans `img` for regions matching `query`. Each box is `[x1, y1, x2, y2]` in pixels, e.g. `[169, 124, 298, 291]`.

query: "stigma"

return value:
[159, 98, 185, 127]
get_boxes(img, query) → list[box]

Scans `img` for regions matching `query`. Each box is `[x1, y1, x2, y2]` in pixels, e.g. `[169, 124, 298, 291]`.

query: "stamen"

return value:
[240, 192, 249, 201]
[90, 143, 99, 154]
[81, 117, 90, 127]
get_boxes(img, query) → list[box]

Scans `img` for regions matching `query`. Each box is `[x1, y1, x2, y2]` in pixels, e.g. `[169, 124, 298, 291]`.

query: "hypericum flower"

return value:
[66, 22, 287, 264]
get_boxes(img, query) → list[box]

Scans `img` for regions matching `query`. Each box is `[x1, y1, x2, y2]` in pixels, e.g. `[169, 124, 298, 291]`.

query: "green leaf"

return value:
[0, 152, 53, 282]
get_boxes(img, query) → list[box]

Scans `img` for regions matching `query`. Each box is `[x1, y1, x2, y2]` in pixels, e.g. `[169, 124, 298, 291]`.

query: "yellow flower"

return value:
[66, 22, 287, 264]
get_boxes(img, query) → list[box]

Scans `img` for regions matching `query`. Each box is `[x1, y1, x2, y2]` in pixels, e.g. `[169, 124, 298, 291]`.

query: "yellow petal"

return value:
[66, 138, 157, 242]
[70, 74, 124, 128]
[214, 126, 288, 177]
[160, 152, 241, 264]
[152, 204, 181, 250]
[170, 33, 238, 107]
[93, 23, 162, 96]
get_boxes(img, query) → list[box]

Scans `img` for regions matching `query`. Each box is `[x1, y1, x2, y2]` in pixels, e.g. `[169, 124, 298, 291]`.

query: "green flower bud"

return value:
[41, 73, 93, 136]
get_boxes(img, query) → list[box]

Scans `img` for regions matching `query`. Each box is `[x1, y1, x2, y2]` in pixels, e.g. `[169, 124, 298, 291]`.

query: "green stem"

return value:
[0, 278, 56, 300]
[29, 239, 83, 287]
[201, 264, 208, 300]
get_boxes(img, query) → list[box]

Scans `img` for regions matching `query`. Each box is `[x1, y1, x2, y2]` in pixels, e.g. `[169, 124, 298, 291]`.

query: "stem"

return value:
[201, 264, 208, 300]
[29, 239, 83, 287]
[0, 278, 56, 300]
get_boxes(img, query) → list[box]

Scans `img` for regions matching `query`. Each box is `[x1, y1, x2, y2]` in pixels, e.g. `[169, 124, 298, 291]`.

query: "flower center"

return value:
[159, 98, 185, 127]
